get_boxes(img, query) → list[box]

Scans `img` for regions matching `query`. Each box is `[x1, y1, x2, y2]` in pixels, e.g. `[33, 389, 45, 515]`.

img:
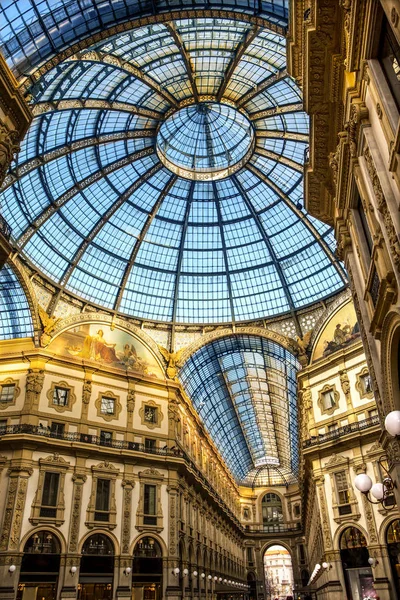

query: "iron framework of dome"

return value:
[0, 6, 347, 326]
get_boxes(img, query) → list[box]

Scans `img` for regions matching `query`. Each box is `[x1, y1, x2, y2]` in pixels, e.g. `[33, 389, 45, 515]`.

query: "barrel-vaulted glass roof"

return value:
[0, 13, 347, 325]
[0, 264, 34, 340]
[179, 335, 300, 485]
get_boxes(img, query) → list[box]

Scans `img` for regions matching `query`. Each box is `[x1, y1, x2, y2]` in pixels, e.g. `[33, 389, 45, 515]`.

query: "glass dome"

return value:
[156, 102, 254, 180]
[0, 16, 347, 325]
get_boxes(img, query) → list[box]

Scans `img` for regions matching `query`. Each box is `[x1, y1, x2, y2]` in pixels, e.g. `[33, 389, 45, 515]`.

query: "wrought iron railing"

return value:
[0, 214, 11, 240]
[303, 414, 380, 448]
[244, 523, 302, 534]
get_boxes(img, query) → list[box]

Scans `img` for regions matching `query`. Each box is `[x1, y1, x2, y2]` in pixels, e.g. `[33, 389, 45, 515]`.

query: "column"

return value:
[314, 477, 344, 599]
[117, 477, 135, 599]
[167, 478, 180, 599]
[0, 465, 32, 600]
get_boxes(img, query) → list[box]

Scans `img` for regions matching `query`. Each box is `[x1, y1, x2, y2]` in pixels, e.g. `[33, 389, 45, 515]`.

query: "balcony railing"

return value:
[0, 214, 11, 240]
[245, 523, 302, 534]
[0, 423, 241, 529]
[0, 423, 185, 456]
[303, 414, 380, 448]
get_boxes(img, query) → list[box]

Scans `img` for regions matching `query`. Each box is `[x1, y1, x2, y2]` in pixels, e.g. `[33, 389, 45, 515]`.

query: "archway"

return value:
[263, 544, 294, 600]
[247, 571, 256, 600]
[261, 493, 284, 532]
[386, 519, 400, 598]
[78, 533, 114, 600]
[339, 527, 376, 600]
[17, 530, 61, 600]
[132, 536, 163, 600]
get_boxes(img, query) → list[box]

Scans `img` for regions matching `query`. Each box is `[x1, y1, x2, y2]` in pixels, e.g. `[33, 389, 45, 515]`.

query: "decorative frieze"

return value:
[69, 472, 87, 553]
[0, 466, 32, 551]
[121, 479, 135, 554]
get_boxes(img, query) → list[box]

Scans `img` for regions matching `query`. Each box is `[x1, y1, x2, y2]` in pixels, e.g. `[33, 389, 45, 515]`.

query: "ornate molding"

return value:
[176, 326, 298, 368]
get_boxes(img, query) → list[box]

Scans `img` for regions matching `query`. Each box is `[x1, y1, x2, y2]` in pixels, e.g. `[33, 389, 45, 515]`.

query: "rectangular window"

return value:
[53, 387, 69, 406]
[322, 390, 336, 410]
[100, 430, 112, 446]
[95, 478, 110, 521]
[40, 472, 60, 518]
[335, 471, 352, 515]
[357, 195, 373, 255]
[379, 14, 400, 112]
[144, 406, 157, 424]
[0, 384, 15, 404]
[328, 423, 338, 432]
[361, 373, 373, 395]
[0, 419, 7, 433]
[50, 422, 65, 437]
[101, 396, 115, 415]
[144, 484, 157, 525]
[145, 438, 156, 451]
[246, 547, 253, 563]
[368, 409, 378, 419]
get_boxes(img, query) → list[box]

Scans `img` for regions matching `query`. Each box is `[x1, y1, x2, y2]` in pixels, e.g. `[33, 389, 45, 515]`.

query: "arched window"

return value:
[133, 536, 162, 557]
[78, 534, 114, 600]
[261, 493, 283, 529]
[387, 519, 400, 598]
[23, 530, 61, 554]
[132, 537, 163, 599]
[19, 531, 61, 599]
[81, 533, 114, 555]
[340, 527, 374, 600]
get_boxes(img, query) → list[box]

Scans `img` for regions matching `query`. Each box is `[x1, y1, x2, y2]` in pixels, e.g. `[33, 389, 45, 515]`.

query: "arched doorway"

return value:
[247, 572, 256, 600]
[340, 527, 376, 600]
[261, 493, 283, 531]
[132, 537, 163, 600]
[263, 544, 294, 600]
[78, 533, 114, 599]
[17, 531, 61, 600]
[386, 519, 400, 597]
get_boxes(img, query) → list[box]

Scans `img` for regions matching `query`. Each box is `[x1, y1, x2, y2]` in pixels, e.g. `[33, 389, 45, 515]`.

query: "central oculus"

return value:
[156, 102, 255, 181]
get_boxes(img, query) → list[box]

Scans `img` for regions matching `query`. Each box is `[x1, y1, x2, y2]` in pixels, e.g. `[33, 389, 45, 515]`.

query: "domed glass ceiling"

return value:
[0, 13, 347, 325]
[156, 102, 254, 180]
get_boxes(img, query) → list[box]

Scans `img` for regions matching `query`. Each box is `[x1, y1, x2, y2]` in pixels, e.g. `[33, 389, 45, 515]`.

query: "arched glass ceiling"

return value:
[0, 264, 34, 340]
[0, 16, 347, 325]
[179, 335, 300, 485]
[0, 1, 288, 78]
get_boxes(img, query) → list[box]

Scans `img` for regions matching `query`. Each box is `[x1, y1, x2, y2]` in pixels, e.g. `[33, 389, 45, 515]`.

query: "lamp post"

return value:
[353, 410, 400, 509]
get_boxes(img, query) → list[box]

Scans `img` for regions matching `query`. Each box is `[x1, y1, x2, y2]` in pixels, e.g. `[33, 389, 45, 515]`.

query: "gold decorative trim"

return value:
[317, 384, 340, 416]
[139, 399, 163, 430]
[46, 380, 77, 413]
[95, 390, 121, 422]
[0, 377, 20, 408]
